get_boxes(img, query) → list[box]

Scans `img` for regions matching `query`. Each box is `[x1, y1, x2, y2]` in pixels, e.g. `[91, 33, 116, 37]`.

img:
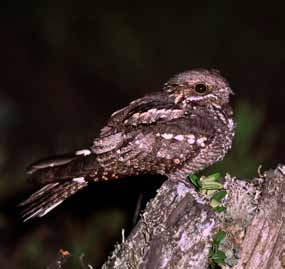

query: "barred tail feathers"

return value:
[20, 178, 88, 222]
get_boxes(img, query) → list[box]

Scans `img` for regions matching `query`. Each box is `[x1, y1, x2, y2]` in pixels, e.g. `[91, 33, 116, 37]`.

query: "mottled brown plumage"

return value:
[20, 69, 235, 221]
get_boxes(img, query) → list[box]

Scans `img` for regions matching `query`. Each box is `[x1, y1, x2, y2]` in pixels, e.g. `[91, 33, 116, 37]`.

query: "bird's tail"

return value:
[20, 179, 88, 222]
[19, 149, 99, 221]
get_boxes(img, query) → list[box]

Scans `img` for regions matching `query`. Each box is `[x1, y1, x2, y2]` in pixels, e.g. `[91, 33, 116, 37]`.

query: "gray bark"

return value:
[232, 166, 285, 269]
[102, 165, 285, 269]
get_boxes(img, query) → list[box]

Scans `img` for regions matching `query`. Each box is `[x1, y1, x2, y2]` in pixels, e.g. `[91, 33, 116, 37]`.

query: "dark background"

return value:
[0, 3, 284, 268]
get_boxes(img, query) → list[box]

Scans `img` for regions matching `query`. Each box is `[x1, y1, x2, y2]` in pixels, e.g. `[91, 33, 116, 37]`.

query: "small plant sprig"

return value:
[188, 173, 228, 267]
[209, 230, 227, 268]
[187, 173, 227, 212]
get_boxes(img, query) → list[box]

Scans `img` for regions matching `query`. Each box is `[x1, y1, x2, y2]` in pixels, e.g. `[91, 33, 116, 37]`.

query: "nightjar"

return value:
[20, 69, 235, 221]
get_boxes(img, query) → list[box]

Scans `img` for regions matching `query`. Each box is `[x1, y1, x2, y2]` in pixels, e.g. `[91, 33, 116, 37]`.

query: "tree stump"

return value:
[102, 165, 285, 269]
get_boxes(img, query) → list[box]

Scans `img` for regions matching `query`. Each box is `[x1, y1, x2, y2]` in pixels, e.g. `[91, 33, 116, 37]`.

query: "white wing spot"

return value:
[161, 133, 173, 140]
[75, 149, 91, 156]
[174, 135, 184, 141]
[187, 134, 195, 144]
[197, 137, 207, 147]
[73, 177, 86, 183]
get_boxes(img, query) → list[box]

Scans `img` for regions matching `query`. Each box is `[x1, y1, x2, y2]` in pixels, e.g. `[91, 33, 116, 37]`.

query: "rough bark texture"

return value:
[102, 165, 285, 269]
[232, 166, 285, 269]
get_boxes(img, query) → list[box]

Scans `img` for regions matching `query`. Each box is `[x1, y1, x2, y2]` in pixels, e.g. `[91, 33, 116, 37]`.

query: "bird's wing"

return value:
[92, 92, 184, 154]
[98, 92, 177, 137]
[94, 115, 216, 177]
[25, 93, 172, 176]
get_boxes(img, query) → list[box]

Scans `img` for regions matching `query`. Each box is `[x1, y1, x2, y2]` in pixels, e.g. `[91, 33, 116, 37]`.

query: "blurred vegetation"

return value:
[0, 2, 284, 268]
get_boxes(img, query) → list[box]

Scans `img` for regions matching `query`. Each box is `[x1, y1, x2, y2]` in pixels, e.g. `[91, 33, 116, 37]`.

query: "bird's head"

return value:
[164, 69, 233, 109]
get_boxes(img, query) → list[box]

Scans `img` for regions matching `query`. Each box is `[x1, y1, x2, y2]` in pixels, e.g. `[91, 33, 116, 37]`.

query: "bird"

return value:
[20, 69, 235, 221]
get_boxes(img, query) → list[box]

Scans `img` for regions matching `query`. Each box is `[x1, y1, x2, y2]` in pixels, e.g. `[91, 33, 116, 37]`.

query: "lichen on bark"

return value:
[102, 165, 285, 269]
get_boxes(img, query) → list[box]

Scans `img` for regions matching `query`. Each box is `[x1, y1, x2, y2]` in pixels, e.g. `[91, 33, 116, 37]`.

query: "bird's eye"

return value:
[194, 83, 208, 94]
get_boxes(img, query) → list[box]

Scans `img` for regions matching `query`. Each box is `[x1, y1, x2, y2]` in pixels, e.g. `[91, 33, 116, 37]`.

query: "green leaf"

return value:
[211, 191, 227, 202]
[209, 230, 227, 266]
[213, 230, 226, 245]
[187, 174, 201, 190]
[213, 206, 226, 212]
[209, 248, 215, 257]
[201, 181, 224, 190]
[211, 250, 226, 264]
[210, 199, 220, 208]
[203, 173, 221, 182]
